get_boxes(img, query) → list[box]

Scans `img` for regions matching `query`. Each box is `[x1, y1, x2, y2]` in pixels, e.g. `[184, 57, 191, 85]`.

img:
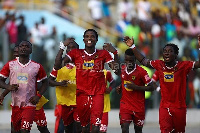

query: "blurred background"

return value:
[0, 0, 200, 113]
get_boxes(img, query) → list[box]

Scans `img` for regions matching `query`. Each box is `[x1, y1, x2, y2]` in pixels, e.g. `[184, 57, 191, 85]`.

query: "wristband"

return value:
[113, 50, 118, 55]
[130, 44, 136, 49]
[59, 41, 66, 50]
[37, 93, 42, 98]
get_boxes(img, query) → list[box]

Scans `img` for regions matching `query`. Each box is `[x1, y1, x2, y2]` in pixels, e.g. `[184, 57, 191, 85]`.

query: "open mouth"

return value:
[88, 40, 92, 44]
[164, 57, 170, 61]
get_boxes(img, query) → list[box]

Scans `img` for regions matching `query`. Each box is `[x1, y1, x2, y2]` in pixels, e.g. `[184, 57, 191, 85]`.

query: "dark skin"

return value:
[54, 31, 121, 76]
[49, 40, 81, 133]
[123, 36, 200, 69]
[0, 41, 48, 133]
[116, 54, 155, 133]
[54, 30, 120, 133]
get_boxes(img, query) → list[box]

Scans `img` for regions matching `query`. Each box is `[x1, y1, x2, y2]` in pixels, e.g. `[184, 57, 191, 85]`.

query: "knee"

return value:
[121, 124, 129, 133]
[92, 125, 100, 133]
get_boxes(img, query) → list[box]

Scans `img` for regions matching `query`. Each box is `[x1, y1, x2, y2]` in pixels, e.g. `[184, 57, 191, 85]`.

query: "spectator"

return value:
[17, 15, 28, 44]
[137, 0, 151, 22]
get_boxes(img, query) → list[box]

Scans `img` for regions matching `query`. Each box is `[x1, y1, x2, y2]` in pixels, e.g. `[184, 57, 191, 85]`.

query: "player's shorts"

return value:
[59, 105, 76, 126]
[11, 106, 35, 131]
[73, 107, 80, 122]
[119, 106, 145, 127]
[159, 107, 186, 133]
[76, 94, 104, 127]
[100, 112, 108, 132]
[34, 107, 47, 127]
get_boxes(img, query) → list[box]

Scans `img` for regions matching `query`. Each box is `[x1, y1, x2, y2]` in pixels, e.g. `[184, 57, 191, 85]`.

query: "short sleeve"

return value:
[66, 49, 78, 62]
[50, 68, 58, 78]
[37, 64, 47, 82]
[150, 60, 161, 70]
[184, 61, 195, 74]
[104, 50, 114, 64]
[0, 62, 10, 78]
[106, 71, 114, 83]
[152, 71, 159, 82]
[140, 68, 152, 85]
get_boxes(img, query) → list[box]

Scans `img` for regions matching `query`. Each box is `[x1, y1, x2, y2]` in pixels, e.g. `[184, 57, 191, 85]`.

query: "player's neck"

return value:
[85, 47, 96, 54]
[165, 61, 177, 68]
[18, 57, 30, 65]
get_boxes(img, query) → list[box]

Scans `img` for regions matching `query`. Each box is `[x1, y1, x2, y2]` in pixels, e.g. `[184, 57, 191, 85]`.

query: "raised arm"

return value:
[123, 36, 153, 68]
[54, 38, 75, 70]
[194, 35, 200, 69]
[103, 43, 121, 76]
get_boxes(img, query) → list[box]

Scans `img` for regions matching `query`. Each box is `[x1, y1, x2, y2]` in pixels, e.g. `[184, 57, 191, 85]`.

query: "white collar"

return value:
[125, 64, 136, 75]
[17, 58, 31, 67]
[84, 49, 96, 56]
[165, 61, 178, 69]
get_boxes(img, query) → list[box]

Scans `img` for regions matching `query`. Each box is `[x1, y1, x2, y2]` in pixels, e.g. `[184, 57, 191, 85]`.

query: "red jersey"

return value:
[150, 60, 194, 108]
[67, 49, 113, 95]
[120, 65, 152, 112]
[152, 70, 159, 82]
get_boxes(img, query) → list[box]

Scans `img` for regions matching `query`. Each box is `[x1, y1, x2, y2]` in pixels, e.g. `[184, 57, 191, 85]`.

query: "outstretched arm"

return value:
[123, 36, 153, 68]
[49, 76, 68, 87]
[194, 35, 200, 69]
[126, 81, 155, 91]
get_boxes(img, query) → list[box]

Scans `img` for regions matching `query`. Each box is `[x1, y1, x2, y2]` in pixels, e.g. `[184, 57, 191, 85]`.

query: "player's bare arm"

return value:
[0, 77, 19, 91]
[123, 36, 152, 68]
[49, 76, 68, 87]
[103, 43, 121, 75]
[194, 34, 200, 69]
[54, 38, 75, 70]
[116, 84, 122, 94]
[126, 81, 155, 91]
[29, 78, 48, 105]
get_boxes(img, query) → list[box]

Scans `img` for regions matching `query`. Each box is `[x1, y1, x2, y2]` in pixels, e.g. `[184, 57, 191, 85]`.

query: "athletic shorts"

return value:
[34, 107, 47, 127]
[73, 107, 80, 122]
[60, 105, 76, 126]
[100, 112, 108, 132]
[159, 107, 186, 133]
[76, 94, 104, 127]
[119, 106, 145, 127]
[11, 106, 35, 131]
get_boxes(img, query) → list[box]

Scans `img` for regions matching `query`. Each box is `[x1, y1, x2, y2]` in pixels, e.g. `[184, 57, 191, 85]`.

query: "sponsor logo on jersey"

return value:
[124, 80, 133, 91]
[17, 73, 28, 84]
[83, 60, 94, 69]
[163, 72, 174, 82]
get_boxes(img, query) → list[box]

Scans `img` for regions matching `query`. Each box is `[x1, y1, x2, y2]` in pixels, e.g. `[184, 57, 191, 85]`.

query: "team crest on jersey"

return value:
[95, 55, 98, 59]
[17, 73, 28, 84]
[124, 80, 133, 91]
[132, 76, 135, 80]
[163, 72, 174, 82]
[83, 60, 94, 69]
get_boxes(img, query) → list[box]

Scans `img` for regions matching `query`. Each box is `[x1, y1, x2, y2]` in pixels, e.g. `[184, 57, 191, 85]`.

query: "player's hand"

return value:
[198, 34, 200, 49]
[0, 95, 4, 105]
[126, 82, 137, 90]
[29, 96, 40, 105]
[105, 87, 111, 94]
[123, 36, 134, 47]
[63, 38, 75, 46]
[7, 84, 19, 91]
[103, 43, 117, 53]
[116, 85, 122, 94]
[59, 80, 68, 87]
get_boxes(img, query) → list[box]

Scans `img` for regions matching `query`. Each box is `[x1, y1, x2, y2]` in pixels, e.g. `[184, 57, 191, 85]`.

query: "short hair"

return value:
[19, 40, 32, 47]
[163, 43, 179, 55]
[125, 48, 135, 57]
[83, 29, 98, 40]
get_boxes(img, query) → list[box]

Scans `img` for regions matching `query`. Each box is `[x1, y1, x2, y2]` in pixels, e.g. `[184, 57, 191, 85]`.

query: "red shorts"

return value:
[11, 106, 35, 131]
[119, 106, 145, 127]
[73, 107, 80, 122]
[76, 94, 104, 127]
[100, 112, 108, 132]
[159, 107, 186, 133]
[34, 107, 47, 127]
[55, 105, 76, 126]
